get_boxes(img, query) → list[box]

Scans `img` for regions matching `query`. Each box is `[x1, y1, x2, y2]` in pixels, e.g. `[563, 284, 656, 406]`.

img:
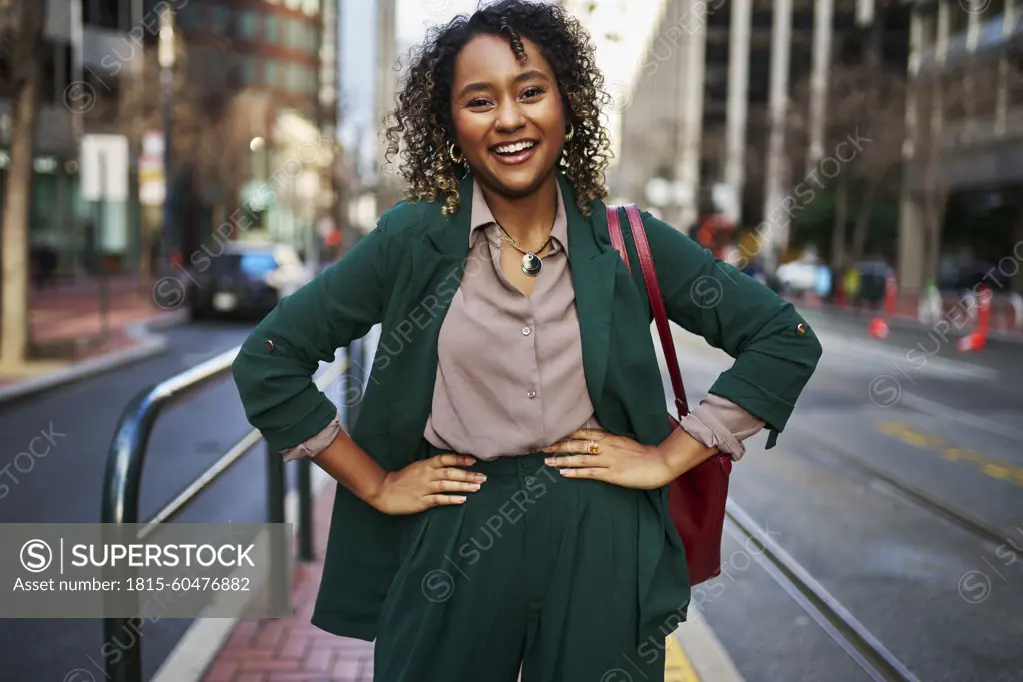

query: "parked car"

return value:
[187, 242, 314, 320]
[775, 259, 821, 295]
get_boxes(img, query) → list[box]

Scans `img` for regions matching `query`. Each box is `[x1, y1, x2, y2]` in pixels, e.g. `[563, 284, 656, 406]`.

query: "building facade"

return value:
[901, 0, 1023, 295]
[615, 0, 907, 270]
[1, 0, 83, 277]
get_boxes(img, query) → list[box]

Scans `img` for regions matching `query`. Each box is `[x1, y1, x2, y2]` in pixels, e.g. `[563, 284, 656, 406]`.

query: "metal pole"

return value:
[297, 458, 314, 561]
[347, 339, 364, 429]
[98, 153, 109, 341]
[102, 392, 153, 682]
[159, 9, 176, 274]
[266, 443, 289, 615]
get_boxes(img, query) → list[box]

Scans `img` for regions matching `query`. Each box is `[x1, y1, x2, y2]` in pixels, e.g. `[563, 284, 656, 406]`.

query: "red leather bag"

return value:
[606, 204, 733, 586]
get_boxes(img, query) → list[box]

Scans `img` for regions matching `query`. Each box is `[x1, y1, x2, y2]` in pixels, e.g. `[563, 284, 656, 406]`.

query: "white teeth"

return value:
[494, 141, 536, 154]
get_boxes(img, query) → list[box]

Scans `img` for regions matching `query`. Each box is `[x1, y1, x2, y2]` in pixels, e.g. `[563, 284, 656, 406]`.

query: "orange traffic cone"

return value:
[958, 287, 992, 352]
[956, 331, 986, 352]
[868, 317, 889, 339]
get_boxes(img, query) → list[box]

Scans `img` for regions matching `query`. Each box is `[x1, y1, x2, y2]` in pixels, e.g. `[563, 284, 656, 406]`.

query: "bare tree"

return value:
[0, 0, 47, 370]
[787, 60, 907, 268]
[111, 48, 272, 281]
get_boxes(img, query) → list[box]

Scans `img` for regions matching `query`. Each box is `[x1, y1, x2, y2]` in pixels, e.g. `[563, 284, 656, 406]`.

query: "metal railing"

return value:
[100, 339, 366, 682]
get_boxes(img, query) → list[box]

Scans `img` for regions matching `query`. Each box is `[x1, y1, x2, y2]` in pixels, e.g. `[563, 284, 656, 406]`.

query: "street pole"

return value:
[98, 153, 109, 342]
[158, 8, 176, 274]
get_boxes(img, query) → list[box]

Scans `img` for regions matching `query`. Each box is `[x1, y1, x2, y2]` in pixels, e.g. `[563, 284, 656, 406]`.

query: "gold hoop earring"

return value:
[564, 122, 575, 143]
[449, 143, 464, 164]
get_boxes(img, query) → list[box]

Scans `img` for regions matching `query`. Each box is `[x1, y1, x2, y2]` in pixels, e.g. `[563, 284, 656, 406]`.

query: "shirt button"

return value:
[522, 326, 531, 336]
[264, 340, 275, 352]
[527, 390, 536, 399]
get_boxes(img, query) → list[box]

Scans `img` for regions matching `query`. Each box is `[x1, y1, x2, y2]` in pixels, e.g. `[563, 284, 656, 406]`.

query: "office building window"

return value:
[84, 0, 123, 30]
[241, 56, 263, 85]
[265, 59, 279, 87]
[211, 6, 230, 34]
[238, 10, 260, 40]
[265, 15, 280, 42]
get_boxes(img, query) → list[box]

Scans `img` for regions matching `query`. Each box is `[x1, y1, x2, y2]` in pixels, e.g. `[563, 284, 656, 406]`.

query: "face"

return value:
[449, 33, 567, 198]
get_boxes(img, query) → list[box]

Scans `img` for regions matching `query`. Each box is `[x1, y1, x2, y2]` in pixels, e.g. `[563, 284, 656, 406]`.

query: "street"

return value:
[1, 310, 1022, 682]
[682, 306, 1023, 682]
[0, 320, 261, 682]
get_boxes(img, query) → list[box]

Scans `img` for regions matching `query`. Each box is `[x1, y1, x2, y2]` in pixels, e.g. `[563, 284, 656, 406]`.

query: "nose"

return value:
[494, 97, 526, 133]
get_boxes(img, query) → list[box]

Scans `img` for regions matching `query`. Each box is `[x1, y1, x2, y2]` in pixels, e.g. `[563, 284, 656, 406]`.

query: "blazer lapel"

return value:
[384, 176, 473, 457]
[561, 175, 623, 412]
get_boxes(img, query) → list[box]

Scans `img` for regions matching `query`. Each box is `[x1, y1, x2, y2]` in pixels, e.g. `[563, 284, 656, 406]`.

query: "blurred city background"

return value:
[1, 0, 1022, 681]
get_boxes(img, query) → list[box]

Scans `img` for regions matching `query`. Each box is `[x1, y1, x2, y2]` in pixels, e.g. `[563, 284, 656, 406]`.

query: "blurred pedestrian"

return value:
[231, 2, 822, 680]
[844, 264, 861, 313]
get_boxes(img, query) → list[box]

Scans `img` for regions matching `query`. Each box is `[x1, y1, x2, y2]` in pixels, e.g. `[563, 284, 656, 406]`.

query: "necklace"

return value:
[493, 221, 553, 276]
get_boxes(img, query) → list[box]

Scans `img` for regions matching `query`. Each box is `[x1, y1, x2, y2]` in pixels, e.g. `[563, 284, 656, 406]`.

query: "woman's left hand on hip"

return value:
[542, 429, 675, 490]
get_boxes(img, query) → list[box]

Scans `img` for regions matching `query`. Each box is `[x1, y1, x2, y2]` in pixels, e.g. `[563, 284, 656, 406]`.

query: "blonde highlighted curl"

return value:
[383, 0, 612, 217]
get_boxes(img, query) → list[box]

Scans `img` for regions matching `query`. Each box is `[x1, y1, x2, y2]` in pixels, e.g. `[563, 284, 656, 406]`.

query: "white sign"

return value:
[80, 134, 129, 201]
[139, 131, 165, 207]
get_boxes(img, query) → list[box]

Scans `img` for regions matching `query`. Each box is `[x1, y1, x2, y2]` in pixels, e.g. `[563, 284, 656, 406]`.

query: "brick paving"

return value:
[0, 274, 178, 386]
[28, 275, 166, 346]
[200, 484, 375, 682]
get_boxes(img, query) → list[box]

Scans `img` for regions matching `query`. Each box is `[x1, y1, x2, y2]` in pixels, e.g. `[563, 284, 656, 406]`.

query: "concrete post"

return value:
[762, 0, 792, 271]
[807, 0, 833, 173]
[676, 0, 706, 233]
[375, 0, 399, 212]
[724, 0, 751, 226]
[899, 3, 925, 296]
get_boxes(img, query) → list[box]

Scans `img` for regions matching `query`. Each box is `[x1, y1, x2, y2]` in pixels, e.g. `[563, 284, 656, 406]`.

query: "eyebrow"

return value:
[457, 70, 552, 99]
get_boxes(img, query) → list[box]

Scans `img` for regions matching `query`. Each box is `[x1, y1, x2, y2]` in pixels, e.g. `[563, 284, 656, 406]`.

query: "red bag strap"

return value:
[606, 205, 690, 419]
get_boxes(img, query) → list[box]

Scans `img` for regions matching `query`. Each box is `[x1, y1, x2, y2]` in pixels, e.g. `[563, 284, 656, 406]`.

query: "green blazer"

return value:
[232, 172, 822, 641]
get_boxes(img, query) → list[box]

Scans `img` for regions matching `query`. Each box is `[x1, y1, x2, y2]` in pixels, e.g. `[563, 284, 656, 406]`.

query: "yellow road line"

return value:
[875, 420, 1023, 486]
[665, 633, 700, 682]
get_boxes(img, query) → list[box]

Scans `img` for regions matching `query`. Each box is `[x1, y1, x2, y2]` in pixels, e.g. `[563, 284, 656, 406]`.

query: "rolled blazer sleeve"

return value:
[231, 210, 397, 453]
[640, 211, 822, 447]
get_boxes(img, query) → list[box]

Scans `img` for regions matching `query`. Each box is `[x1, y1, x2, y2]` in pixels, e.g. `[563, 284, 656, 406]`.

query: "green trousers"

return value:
[373, 448, 691, 681]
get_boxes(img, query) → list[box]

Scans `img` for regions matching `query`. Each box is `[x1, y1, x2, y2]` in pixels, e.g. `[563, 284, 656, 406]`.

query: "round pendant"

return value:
[521, 252, 542, 276]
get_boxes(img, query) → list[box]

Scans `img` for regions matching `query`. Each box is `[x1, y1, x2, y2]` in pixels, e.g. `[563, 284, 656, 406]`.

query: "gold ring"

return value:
[587, 440, 599, 454]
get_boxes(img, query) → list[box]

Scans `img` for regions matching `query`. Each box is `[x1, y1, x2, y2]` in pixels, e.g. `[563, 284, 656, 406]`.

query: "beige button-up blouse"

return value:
[282, 178, 765, 462]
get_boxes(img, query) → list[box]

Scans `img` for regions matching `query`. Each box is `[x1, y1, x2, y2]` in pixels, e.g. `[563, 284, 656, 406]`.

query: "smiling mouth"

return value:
[491, 139, 538, 156]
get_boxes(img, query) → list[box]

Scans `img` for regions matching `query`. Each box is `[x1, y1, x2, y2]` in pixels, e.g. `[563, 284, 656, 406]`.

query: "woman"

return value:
[232, 2, 821, 680]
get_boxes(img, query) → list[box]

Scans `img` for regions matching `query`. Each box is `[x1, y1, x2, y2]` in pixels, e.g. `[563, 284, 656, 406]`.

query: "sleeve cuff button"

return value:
[264, 340, 276, 352]
[796, 323, 806, 334]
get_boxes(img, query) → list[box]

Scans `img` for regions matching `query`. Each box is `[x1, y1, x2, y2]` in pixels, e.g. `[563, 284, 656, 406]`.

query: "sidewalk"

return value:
[200, 484, 374, 681]
[192, 482, 739, 682]
[0, 274, 184, 400]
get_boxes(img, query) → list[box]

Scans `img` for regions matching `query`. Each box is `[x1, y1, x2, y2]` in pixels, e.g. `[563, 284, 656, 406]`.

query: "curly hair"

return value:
[383, 0, 613, 216]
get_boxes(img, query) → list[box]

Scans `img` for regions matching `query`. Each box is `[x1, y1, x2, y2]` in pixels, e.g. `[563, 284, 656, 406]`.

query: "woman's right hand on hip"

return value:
[369, 453, 485, 515]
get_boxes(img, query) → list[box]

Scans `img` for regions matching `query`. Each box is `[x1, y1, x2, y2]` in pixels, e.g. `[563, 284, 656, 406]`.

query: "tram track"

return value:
[722, 500, 922, 682]
[787, 426, 1018, 551]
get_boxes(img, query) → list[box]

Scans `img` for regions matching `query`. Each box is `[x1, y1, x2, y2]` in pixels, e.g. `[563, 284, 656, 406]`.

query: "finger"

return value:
[425, 493, 467, 506]
[430, 479, 481, 494]
[545, 454, 604, 468]
[544, 440, 602, 455]
[557, 467, 606, 480]
[432, 453, 476, 468]
[437, 467, 487, 483]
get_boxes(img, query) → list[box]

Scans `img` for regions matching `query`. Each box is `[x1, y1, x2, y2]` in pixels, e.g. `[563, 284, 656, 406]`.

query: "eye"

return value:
[467, 97, 493, 108]
[521, 86, 545, 100]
